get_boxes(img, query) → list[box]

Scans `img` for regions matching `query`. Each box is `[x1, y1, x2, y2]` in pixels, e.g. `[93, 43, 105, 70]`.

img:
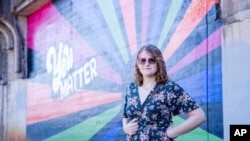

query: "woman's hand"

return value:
[166, 122, 176, 139]
[166, 108, 206, 139]
[123, 118, 139, 135]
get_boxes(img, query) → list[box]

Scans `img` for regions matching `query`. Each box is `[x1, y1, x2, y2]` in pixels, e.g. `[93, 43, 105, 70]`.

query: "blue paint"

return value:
[158, 0, 192, 51]
[147, 0, 170, 45]
[28, 0, 223, 140]
[157, 0, 184, 49]
[97, 0, 129, 63]
[177, 64, 222, 103]
[166, 4, 222, 68]
[169, 46, 222, 81]
[100, 120, 121, 141]
[52, 0, 127, 73]
[27, 101, 121, 141]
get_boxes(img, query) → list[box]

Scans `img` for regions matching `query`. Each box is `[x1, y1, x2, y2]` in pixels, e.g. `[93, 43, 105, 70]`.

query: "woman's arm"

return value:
[166, 107, 206, 139]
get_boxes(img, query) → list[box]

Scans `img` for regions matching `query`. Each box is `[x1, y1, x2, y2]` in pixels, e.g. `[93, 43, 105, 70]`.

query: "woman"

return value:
[122, 44, 206, 141]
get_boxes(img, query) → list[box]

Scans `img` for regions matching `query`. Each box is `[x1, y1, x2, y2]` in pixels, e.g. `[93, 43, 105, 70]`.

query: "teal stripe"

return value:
[97, 0, 129, 63]
[44, 105, 121, 141]
[157, 1, 183, 49]
[173, 116, 223, 141]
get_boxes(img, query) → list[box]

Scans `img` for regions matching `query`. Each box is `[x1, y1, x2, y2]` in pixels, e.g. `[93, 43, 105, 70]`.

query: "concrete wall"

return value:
[1, 0, 27, 141]
[1, 0, 225, 140]
[221, 0, 250, 141]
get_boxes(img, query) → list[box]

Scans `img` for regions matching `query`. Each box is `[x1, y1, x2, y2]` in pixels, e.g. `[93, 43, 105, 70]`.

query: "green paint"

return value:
[44, 105, 121, 141]
[44, 106, 222, 141]
[173, 116, 223, 141]
[97, 0, 129, 63]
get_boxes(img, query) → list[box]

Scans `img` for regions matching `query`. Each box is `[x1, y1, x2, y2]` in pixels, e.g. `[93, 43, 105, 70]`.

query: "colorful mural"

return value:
[26, 0, 222, 140]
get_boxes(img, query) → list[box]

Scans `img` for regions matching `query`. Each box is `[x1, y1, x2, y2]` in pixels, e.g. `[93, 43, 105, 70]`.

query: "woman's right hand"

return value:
[123, 118, 139, 135]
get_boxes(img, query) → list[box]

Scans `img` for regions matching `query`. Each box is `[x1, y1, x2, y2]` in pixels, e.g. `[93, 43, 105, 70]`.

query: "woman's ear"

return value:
[135, 60, 139, 68]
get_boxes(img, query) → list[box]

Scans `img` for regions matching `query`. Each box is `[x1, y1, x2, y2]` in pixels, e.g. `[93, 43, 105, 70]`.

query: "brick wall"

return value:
[1, 0, 224, 140]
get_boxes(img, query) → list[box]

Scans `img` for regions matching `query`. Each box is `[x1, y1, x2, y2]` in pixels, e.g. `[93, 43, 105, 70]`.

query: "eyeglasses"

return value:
[138, 57, 156, 65]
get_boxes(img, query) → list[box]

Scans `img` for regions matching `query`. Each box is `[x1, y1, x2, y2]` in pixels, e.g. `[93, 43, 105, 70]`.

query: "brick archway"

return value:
[0, 17, 27, 83]
[0, 16, 26, 141]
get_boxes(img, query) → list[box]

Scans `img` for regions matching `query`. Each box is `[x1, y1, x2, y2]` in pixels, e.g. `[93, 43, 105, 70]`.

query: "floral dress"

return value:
[123, 80, 200, 141]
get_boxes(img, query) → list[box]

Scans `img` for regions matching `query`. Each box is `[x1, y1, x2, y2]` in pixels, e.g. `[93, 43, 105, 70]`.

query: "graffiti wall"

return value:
[26, 0, 222, 140]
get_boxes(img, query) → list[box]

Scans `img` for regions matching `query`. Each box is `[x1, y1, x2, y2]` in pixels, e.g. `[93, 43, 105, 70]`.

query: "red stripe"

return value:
[141, 0, 150, 45]
[120, 0, 137, 54]
[163, 0, 219, 61]
[27, 2, 122, 85]
[27, 82, 122, 124]
[168, 28, 221, 75]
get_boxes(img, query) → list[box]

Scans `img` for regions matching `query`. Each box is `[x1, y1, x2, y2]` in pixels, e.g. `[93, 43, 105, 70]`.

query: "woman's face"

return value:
[137, 50, 157, 78]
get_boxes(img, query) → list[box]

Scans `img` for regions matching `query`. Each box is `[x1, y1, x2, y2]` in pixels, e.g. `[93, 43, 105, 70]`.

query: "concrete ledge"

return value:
[13, 0, 49, 16]
[221, 9, 250, 24]
[221, 0, 250, 24]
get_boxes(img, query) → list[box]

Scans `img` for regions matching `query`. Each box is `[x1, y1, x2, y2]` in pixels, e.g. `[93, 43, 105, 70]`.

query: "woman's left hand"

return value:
[166, 122, 175, 139]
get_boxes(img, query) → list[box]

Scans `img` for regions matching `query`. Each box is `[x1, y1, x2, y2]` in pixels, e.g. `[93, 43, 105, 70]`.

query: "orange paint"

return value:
[163, 0, 219, 61]
[120, 0, 137, 54]
[27, 82, 122, 124]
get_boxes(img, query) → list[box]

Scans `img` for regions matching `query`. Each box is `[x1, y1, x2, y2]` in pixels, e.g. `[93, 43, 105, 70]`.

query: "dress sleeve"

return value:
[123, 94, 128, 118]
[123, 84, 130, 118]
[171, 83, 200, 116]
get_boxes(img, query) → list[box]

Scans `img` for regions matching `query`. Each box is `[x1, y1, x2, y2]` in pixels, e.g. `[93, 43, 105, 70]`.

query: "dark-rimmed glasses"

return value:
[137, 57, 156, 65]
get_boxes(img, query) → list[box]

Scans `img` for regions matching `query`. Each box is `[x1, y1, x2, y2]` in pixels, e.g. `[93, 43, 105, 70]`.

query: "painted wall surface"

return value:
[26, 0, 223, 141]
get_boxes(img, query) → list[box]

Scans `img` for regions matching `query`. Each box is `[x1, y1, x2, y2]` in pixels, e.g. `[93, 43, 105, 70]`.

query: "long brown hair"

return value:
[134, 44, 168, 86]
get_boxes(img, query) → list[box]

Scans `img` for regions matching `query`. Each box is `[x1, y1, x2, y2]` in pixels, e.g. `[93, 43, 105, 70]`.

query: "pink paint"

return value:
[168, 28, 221, 75]
[27, 82, 122, 124]
[27, 2, 122, 84]
[163, 0, 219, 61]
[120, 0, 137, 54]
[141, 0, 150, 46]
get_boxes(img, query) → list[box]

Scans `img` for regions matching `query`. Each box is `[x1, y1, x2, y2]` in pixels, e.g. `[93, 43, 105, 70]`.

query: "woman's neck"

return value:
[142, 76, 156, 90]
[143, 75, 155, 83]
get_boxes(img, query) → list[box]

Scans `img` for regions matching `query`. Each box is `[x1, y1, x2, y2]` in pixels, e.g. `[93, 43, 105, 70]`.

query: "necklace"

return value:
[142, 82, 155, 90]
